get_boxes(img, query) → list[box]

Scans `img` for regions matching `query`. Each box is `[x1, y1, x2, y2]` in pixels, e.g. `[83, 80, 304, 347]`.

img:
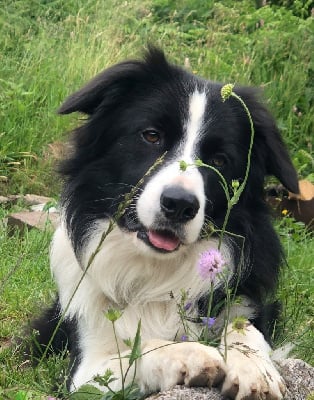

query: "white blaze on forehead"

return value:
[136, 90, 207, 245]
[183, 90, 207, 161]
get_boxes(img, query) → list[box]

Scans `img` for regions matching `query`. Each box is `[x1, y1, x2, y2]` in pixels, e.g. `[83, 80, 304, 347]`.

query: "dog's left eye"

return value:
[142, 130, 161, 145]
[210, 154, 227, 168]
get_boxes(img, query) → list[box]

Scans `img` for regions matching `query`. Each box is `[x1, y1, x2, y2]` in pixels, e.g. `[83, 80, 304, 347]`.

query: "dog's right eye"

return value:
[142, 130, 161, 145]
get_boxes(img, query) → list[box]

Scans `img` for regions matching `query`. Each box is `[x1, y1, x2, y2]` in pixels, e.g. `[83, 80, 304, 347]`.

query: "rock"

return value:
[23, 194, 54, 206]
[0, 194, 21, 206]
[7, 210, 59, 232]
[146, 386, 222, 400]
[2, 193, 58, 232]
[0, 195, 10, 204]
[146, 359, 314, 400]
[0, 194, 54, 208]
[278, 359, 314, 400]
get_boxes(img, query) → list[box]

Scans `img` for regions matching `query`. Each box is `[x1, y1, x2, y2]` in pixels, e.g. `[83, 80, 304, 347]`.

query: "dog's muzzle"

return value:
[127, 186, 200, 253]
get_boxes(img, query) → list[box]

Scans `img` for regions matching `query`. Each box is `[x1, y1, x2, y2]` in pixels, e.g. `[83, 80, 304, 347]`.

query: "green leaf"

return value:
[69, 384, 103, 400]
[129, 319, 142, 365]
[14, 391, 28, 400]
[94, 369, 118, 387]
[123, 338, 132, 348]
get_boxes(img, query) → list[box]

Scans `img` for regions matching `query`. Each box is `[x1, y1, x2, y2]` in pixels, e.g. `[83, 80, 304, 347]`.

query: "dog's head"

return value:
[59, 47, 298, 259]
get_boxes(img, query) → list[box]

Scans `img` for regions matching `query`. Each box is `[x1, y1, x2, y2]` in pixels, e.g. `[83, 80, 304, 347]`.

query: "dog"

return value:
[30, 47, 299, 399]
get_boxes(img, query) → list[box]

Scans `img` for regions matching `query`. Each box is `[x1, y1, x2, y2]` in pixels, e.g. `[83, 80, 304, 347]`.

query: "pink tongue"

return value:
[148, 230, 180, 251]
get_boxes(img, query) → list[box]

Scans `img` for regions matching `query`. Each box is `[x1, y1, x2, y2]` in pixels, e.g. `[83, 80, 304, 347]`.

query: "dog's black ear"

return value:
[58, 60, 144, 115]
[58, 47, 169, 116]
[238, 88, 299, 194]
[263, 126, 299, 194]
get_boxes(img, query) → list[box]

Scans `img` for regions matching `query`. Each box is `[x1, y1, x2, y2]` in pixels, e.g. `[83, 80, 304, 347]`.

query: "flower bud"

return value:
[221, 83, 234, 102]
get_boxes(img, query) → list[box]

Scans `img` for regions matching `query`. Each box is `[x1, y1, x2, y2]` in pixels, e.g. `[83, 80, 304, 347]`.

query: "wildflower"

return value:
[232, 316, 249, 334]
[221, 83, 234, 102]
[194, 159, 204, 167]
[201, 317, 216, 329]
[282, 209, 288, 216]
[184, 302, 192, 311]
[181, 335, 189, 341]
[104, 308, 123, 322]
[232, 179, 240, 190]
[179, 160, 188, 171]
[197, 249, 225, 281]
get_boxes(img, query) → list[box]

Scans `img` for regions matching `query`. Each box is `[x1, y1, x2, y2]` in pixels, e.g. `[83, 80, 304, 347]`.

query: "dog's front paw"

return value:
[138, 340, 225, 393]
[222, 357, 286, 400]
[221, 330, 286, 400]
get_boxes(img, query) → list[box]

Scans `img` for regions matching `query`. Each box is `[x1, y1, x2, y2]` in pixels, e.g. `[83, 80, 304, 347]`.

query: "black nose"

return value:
[160, 186, 200, 222]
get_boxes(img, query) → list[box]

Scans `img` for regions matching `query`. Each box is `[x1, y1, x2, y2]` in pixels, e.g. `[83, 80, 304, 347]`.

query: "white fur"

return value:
[220, 323, 286, 399]
[52, 222, 233, 331]
[52, 222, 285, 397]
[51, 218, 233, 392]
[183, 90, 206, 160]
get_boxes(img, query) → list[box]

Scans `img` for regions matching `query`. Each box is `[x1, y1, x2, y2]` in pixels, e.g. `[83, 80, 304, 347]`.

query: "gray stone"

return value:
[278, 359, 314, 400]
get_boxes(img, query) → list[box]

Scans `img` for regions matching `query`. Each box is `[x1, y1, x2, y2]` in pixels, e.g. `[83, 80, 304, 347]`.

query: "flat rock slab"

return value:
[0, 194, 21, 206]
[7, 210, 59, 232]
[146, 359, 314, 400]
[0, 194, 54, 207]
[23, 194, 54, 206]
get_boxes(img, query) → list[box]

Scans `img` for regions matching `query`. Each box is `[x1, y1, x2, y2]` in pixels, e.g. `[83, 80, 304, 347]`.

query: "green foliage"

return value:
[276, 216, 314, 363]
[292, 149, 314, 182]
[269, 0, 312, 18]
[152, 0, 215, 24]
[69, 384, 105, 400]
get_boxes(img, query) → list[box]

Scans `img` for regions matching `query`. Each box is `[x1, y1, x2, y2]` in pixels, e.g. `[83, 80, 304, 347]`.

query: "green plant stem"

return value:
[223, 288, 232, 361]
[124, 360, 138, 397]
[112, 320, 125, 394]
[229, 91, 255, 203]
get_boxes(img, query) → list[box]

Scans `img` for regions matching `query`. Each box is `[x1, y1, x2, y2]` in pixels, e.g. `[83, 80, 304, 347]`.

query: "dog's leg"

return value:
[220, 322, 286, 400]
[70, 337, 225, 394]
[70, 349, 133, 392]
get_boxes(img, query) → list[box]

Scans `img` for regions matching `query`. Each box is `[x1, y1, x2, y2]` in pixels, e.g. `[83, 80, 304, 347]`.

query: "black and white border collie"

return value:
[31, 47, 299, 399]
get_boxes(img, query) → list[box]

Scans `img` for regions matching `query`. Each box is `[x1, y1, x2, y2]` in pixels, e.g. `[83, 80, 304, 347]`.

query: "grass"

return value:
[0, 0, 313, 398]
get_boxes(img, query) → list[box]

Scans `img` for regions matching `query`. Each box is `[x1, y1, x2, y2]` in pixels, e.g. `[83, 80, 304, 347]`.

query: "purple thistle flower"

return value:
[201, 317, 216, 329]
[197, 248, 225, 281]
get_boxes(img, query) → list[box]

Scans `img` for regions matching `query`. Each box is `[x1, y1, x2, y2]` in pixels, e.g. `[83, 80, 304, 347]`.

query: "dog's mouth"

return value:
[137, 229, 181, 252]
[119, 213, 182, 253]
